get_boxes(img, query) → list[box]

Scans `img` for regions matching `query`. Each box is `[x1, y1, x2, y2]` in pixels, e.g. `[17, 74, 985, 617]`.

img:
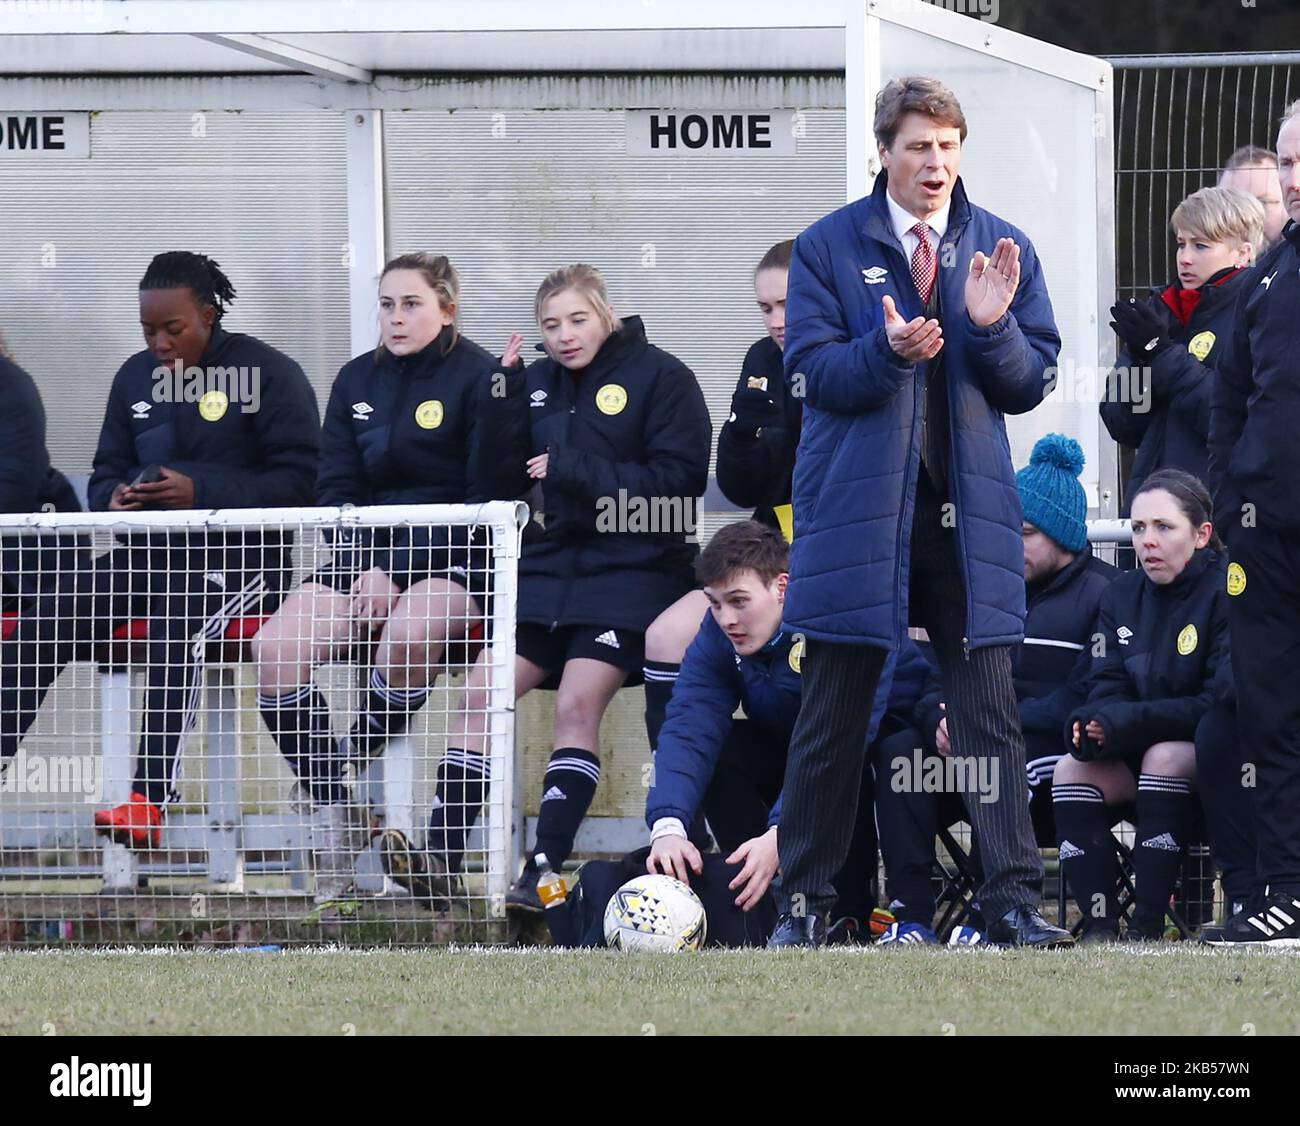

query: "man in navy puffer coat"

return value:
[769, 77, 1071, 948]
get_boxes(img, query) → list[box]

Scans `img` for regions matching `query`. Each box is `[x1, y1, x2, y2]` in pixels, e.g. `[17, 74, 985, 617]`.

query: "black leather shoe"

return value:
[986, 905, 1075, 948]
[766, 913, 827, 949]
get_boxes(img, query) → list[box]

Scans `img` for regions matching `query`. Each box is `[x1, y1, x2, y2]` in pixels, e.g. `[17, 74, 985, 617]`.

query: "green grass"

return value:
[2, 945, 1299, 1036]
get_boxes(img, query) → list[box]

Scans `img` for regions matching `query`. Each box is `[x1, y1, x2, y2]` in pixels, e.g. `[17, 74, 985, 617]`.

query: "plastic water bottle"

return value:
[536, 853, 567, 909]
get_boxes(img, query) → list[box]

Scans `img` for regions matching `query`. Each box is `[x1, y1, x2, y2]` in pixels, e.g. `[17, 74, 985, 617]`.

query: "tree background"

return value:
[987, 0, 1295, 56]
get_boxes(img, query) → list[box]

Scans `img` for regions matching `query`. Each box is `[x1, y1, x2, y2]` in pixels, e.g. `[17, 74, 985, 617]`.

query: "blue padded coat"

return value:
[783, 173, 1061, 651]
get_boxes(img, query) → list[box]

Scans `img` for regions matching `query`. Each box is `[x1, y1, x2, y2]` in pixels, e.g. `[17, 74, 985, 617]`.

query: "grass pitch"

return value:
[2, 945, 1298, 1036]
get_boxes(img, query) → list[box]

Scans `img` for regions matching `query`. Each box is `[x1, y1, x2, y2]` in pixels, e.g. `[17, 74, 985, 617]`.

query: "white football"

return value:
[603, 874, 708, 952]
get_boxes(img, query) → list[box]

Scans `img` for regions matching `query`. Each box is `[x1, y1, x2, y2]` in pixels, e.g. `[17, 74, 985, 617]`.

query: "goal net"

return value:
[0, 500, 525, 947]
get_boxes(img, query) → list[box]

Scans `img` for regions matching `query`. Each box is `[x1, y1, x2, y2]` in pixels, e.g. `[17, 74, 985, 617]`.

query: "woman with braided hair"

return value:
[0, 251, 321, 861]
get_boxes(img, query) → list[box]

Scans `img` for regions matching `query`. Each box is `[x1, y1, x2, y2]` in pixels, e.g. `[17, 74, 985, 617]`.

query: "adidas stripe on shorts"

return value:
[516, 622, 645, 679]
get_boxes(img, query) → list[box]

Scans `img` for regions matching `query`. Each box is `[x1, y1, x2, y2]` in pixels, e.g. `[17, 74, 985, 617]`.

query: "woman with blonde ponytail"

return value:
[404, 263, 712, 915]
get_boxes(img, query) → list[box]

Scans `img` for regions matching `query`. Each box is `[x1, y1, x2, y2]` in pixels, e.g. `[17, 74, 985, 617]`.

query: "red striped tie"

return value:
[910, 222, 936, 305]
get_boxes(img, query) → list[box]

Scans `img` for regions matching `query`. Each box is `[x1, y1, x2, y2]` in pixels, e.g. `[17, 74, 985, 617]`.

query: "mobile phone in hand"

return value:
[129, 464, 164, 489]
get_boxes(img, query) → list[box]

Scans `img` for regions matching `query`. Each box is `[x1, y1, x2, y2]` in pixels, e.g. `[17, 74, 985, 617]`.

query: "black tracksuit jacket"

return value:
[1102, 267, 1251, 514]
[1209, 221, 1300, 537]
[1066, 546, 1232, 761]
[316, 325, 521, 589]
[714, 335, 801, 529]
[88, 325, 319, 572]
[494, 315, 713, 633]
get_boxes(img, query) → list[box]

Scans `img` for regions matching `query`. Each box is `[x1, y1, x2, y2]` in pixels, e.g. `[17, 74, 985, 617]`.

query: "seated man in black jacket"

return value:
[873, 435, 1118, 941]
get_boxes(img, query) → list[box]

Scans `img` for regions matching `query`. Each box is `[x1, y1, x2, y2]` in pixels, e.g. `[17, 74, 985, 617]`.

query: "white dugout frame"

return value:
[1, 1, 1117, 866]
[0, 0, 1118, 505]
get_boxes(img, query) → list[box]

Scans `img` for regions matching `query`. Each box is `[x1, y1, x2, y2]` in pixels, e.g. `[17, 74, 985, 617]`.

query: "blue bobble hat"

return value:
[1015, 433, 1088, 553]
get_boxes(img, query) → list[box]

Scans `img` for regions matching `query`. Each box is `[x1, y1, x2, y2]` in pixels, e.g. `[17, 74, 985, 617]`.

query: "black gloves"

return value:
[728, 383, 782, 436]
[1068, 711, 1116, 762]
[1070, 730, 1107, 762]
[1109, 298, 1177, 358]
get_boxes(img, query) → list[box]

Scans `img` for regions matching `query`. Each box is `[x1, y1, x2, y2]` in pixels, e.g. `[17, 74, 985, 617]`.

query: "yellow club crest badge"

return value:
[788, 637, 805, 674]
[1187, 331, 1216, 362]
[773, 503, 795, 544]
[1177, 624, 1198, 656]
[198, 390, 229, 422]
[415, 399, 444, 429]
[596, 384, 628, 416]
[1227, 562, 1247, 597]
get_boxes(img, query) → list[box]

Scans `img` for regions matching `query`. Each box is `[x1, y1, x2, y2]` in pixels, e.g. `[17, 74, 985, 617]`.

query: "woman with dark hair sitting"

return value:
[1053, 469, 1254, 941]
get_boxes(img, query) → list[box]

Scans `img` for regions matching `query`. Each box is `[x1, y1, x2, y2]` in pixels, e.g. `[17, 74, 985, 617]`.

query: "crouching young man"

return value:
[644, 520, 928, 939]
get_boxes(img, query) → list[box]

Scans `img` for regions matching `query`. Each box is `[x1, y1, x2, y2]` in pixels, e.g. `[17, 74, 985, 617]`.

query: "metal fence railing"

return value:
[1100, 52, 1298, 511]
[1108, 52, 1299, 302]
[0, 502, 525, 947]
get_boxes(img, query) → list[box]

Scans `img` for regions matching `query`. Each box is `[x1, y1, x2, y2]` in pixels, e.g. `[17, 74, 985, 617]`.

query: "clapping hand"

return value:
[965, 237, 1021, 327]
[883, 295, 944, 363]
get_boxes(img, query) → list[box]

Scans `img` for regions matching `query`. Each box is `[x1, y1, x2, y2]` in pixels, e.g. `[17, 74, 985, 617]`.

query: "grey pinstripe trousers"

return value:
[777, 469, 1044, 923]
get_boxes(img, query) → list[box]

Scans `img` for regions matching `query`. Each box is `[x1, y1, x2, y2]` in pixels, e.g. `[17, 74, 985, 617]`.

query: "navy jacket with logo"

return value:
[500, 316, 712, 632]
[915, 550, 1120, 770]
[1101, 267, 1250, 514]
[1066, 546, 1231, 760]
[782, 172, 1061, 651]
[88, 325, 319, 571]
[89, 326, 318, 512]
[0, 355, 78, 608]
[647, 612, 932, 832]
[714, 335, 802, 529]
[317, 326, 520, 588]
[1209, 221, 1300, 537]
[0, 355, 50, 519]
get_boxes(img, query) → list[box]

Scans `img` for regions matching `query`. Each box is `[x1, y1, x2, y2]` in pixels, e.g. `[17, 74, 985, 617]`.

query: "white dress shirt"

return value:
[885, 189, 950, 263]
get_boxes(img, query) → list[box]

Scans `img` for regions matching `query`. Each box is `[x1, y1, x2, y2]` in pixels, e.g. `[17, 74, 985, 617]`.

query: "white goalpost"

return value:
[0, 501, 525, 942]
